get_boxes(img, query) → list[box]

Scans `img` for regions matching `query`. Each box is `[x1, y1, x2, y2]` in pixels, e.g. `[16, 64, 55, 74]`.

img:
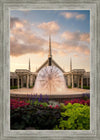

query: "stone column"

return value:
[27, 74, 29, 88]
[70, 75, 72, 86]
[21, 76, 23, 88]
[68, 75, 71, 86]
[72, 74, 74, 88]
[81, 75, 83, 89]
[12, 78, 14, 86]
[29, 74, 30, 87]
[87, 78, 88, 86]
[30, 75, 33, 87]
[17, 76, 19, 89]
[77, 76, 79, 88]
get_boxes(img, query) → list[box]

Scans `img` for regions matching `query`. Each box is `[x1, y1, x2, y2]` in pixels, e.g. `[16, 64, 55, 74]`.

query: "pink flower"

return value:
[49, 105, 52, 108]
[40, 104, 43, 107]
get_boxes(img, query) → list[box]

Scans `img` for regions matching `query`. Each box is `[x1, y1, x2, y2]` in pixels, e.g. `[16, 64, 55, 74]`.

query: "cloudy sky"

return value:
[10, 10, 90, 72]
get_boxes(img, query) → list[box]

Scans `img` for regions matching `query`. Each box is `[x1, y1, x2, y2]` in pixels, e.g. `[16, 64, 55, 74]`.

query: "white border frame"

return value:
[0, 0, 100, 140]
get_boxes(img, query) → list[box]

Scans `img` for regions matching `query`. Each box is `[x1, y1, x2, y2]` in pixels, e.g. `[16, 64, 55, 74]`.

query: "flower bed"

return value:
[11, 99, 30, 109]
[10, 98, 90, 130]
[63, 99, 90, 106]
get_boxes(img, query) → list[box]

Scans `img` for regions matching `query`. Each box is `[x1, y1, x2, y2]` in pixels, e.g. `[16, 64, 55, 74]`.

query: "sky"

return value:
[10, 10, 90, 72]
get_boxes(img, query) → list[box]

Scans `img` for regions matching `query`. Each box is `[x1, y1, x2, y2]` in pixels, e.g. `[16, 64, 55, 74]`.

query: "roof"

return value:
[10, 72, 18, 78]
[72, 69, 86, 73]
[36, 59, 65, 73]
[15, 69, 30, 72]
[83, 72, 90, 78]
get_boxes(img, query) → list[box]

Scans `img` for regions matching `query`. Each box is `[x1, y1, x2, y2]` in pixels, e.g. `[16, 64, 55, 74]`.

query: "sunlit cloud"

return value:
[38, 21, 60, 35]
[10, 17, 47, 56]
[10, 17, 89, 58]
[61, 12, 86, 20]
[62, 31, 90, 43]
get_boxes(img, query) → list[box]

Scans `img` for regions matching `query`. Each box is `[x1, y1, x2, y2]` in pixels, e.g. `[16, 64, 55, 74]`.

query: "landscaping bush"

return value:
[29, 85, 33, 88]
[79, 85, 90, 89]
[10, 98, 90, 130]
[10, 99, 60, 130]
[10, 86, 18, 89]
[54, 103, 90, 130]
[83, 86, 90, 89]
[67, 85, 72, 88]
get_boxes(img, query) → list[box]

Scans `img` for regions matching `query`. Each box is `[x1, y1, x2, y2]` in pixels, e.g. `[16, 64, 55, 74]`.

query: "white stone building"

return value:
[10, 36, 90, 89]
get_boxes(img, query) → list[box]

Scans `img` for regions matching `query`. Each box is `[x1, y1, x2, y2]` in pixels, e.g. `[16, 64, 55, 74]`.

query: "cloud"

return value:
[60, 31, 90, 56]
[38, 21, 60, 35]
[80, 33, 90, 43]
[10, 17, 90, 57]
[10, 17, 48, 56]
[76, 14, 85, 20]
[62, 42, 90, 55]
[62, 31, 90, 43]
[61, 12, 85, 20]
[10, 17, 31, 30]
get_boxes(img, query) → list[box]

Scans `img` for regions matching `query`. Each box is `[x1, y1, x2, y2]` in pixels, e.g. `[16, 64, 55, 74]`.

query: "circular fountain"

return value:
[33, 66, 67, 95]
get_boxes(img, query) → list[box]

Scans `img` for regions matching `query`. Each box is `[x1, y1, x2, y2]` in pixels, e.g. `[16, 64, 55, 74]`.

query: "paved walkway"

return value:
[10, 88, 90, 95]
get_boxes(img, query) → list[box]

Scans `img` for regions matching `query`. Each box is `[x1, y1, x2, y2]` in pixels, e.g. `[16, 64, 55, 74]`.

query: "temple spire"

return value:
[48, 35, 52, 66]
[48, 35, 52, 58]
[29, 58, 31, 71]
[70, 57, 72, 72]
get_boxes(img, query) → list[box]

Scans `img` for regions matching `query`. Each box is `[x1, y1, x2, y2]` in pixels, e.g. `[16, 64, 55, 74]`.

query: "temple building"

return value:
[10, 36, 90, 89]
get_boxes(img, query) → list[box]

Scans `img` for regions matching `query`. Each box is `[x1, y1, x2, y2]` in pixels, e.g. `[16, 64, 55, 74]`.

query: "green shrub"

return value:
[11, 105, 60, 130]
[79, 85, 90, 89]
[68, 85, 72, 88]
[83, 86, 90, 89]
[54, 103, 90, 130]
[74, 83, 77, 87]
[29, 85, 33, 88]
[26, 100, 48, 107]
[10, 86, 18, 89]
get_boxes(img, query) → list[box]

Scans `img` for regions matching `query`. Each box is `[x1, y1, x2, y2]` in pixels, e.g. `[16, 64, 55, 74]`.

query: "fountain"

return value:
[33, 35, 67, 95]
[33, 65, 67, 95]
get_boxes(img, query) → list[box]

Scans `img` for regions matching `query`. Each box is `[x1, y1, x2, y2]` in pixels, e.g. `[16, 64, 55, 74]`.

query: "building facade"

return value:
[10, 36, 90, 89]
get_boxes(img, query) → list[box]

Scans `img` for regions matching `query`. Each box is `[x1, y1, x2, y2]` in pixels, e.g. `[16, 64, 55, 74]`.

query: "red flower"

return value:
[40, 104, 43, 107]
[49, 105, 52, 108]
[10, 99, 30, 110]
[64, 99, 90, 106]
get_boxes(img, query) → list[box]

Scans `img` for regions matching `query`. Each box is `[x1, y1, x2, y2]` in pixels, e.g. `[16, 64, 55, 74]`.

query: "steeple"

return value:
[48, 35, 52, 58]
[48, 35, 52, 66]
[29, 58, 31, 71]
[70, 57, 72, 72]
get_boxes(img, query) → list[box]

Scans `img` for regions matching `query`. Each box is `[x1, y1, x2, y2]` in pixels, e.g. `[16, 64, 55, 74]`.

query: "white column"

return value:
[30, 75, 33, 87]
[17, 76, 19, 89]
[12, 78, 14, 86]
[72, 74, 74, 88]
[68, 75, 71, 86]
[77, 76, 79, 88]
[29, 75, 30, 87]
[70, 75, 71, 86]
[87, 78, 88, 86]
[27, 74, 29, 88]
[81, 75, 83, 89]
[21, 76, 23, 88]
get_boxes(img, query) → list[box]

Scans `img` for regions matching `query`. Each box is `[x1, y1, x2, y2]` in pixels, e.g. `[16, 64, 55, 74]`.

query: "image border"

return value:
[0, 0, 100, 140]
